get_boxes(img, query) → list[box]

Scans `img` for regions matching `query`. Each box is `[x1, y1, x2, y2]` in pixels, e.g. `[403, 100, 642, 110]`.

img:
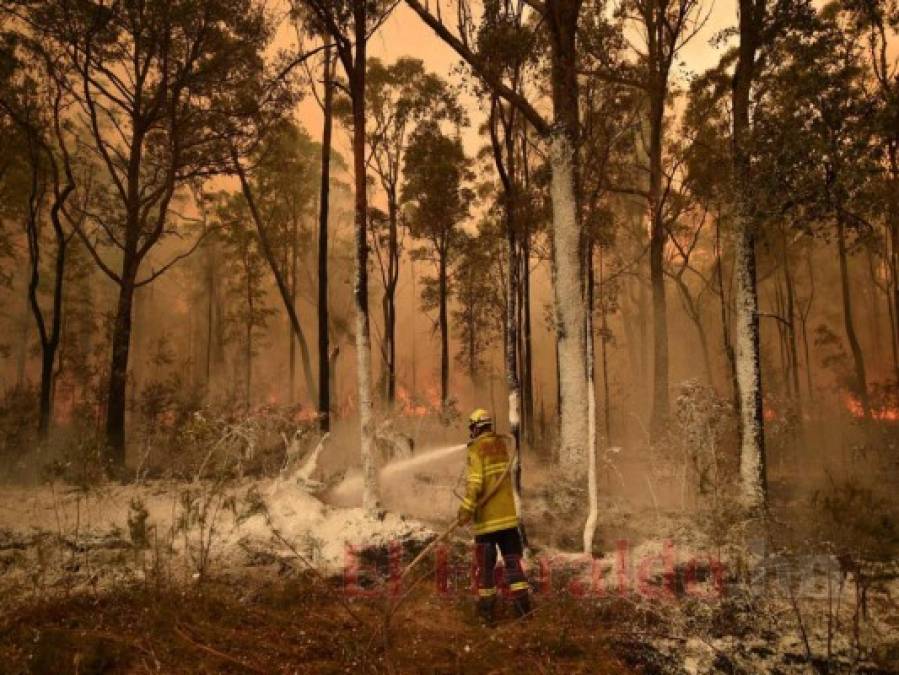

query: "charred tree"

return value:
[318, 46, 334, 432]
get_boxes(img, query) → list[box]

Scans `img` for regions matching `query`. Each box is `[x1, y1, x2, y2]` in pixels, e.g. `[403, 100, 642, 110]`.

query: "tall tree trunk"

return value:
[732, 0, 767, 512]
[246, 263, 253, 411]
[106, 259, 138, 467]
[733, 224, 766, 510]
[521, 223, 535, 446]
[598, 245, 612, 443]
[36, 222, 67, 439]
[352, 0, 379, 513]
[318, 45, 334, 432]
[802, 249, 816, 402]
[500, 162, 526, 547]
[231, 148, 318, 407]
[385, 191, 399, 408]
[438, 250, 449, 410]
[21, 109, 77, 438]
[773, 285, 789, 388]
[781, 230, 802, 416]
[836, 213, 870, 417]
[547, 2, 588, 474]
[521, 132, 535, 446]
[648, 85, 669, 441]
[583, 239, 598, 554]
[889, 149, 899, 378]
[411, 258, 417, 400]
[289, 216, 299, 403]
[205, 239, 215, 387]
[884, 224, 899, 377]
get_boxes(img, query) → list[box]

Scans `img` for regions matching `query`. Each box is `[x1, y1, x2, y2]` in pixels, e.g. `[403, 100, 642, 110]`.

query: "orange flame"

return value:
[843, 394, 899, 422]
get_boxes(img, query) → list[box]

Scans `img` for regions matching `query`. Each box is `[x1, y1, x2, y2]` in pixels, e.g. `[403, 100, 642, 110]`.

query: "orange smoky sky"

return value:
[281, 2, 739, 157]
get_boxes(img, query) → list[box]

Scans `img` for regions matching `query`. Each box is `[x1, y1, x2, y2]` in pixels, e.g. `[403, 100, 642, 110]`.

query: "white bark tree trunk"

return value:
[357, 303, 379, 513]
[351, 0, 379, 515]
[549, 130, 589, 473]
[733, 222, 766, 511]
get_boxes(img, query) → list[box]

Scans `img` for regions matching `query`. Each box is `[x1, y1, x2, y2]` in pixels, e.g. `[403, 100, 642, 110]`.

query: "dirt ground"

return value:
[0, 568, 648, 674]
[1, 418, 898, 674]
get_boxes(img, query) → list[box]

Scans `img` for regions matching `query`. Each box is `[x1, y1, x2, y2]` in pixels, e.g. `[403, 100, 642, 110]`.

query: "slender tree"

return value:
[405, 0, 590, 476]
[298, 0, 396, 513]
[340, 57, 464, 408]
[403, 121, 473, 410]
[731, 0, 769, 510]
[13, 0, 286, 467]
[0, 42, 81, 438]
[619, 0, 707, 438]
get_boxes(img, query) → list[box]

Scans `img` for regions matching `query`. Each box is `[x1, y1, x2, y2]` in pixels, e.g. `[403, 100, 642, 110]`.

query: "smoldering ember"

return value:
[0, 1, 897, 674]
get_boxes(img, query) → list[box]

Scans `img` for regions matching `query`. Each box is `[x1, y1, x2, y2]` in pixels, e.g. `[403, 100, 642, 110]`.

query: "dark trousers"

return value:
[475, 527, 528, 598]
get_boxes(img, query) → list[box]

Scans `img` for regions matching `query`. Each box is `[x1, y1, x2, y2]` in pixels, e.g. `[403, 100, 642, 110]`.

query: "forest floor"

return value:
[0, 569, 648, 674]
[1, 428, 898, 674]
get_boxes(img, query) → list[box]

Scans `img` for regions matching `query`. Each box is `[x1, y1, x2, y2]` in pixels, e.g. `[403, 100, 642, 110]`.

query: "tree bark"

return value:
[598, 245, 612, 443]
[351, 0, 379, 513]
[318, 46, 334, 432]
[732, 0, 767, 512]
[438, 248, 450, 410]
[547, 1, 588, 474]
[106, 260, 138, 467]
[204, 215, 216, 388]
[289, 214, 299, 403]
[889, 149, 899, 378]
[583, 239, 598, 554]
[521, 216, 535, 446]
[384, 191, 399, 408]
[245, 258, 253, 410]
[781, 230, 802, 416]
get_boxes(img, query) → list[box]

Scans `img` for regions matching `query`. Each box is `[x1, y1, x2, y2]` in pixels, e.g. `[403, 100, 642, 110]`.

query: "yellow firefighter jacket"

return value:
[459, 432, 519, 535]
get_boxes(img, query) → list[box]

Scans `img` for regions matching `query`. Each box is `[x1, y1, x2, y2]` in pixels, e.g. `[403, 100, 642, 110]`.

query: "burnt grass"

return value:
[0, 571, 654, 674]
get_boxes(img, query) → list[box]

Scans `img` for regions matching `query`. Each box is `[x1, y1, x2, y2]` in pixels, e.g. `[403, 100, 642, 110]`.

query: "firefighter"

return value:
[457, 408, 532, 624]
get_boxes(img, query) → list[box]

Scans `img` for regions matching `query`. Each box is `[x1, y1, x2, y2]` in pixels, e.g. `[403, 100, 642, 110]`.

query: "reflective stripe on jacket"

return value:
[460, 432, 518, 535]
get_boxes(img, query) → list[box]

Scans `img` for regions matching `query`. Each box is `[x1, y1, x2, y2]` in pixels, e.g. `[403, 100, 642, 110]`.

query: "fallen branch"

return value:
[174, 624, 266, 674]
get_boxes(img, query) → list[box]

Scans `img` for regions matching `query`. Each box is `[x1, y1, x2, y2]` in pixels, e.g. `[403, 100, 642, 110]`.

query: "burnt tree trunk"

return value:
[384, 191, 399, 408]
[438, 247, 450, 411]
[781, 231, 802, 416]
[245, 255, 254, 410]
[889, 149, 899, 379]
[318, 45, 334, 432]
[106, 256, 138, 467]
[289, 213, 299, 403]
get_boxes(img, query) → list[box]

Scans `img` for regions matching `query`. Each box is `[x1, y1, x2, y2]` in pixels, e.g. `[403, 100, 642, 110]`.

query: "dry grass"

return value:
[0, 570, 643, 675]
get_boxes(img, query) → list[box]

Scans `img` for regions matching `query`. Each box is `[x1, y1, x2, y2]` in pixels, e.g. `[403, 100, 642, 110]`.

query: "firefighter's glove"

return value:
[457, 506, 472, 526]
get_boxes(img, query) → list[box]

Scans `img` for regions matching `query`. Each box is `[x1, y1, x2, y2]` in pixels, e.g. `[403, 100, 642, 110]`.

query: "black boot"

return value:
[476, 596, 496, 626]
[512, 593, 532, 619]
